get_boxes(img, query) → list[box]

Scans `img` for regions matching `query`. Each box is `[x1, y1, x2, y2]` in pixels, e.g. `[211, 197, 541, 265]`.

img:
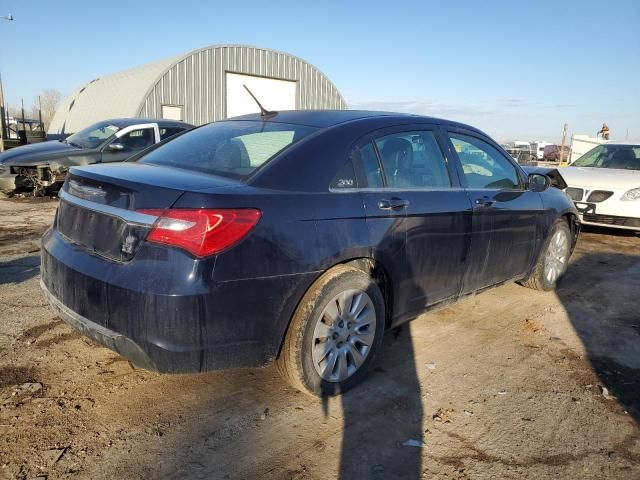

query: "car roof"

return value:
[103, 118, 194, 128]
[225, 109, 484, 132]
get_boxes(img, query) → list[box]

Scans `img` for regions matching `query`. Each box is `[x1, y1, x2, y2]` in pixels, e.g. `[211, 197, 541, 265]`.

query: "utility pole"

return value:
[559, 123, 568, 165]
[0, 73, 5, 152]
[20, 98, 26, 145]
[38, 95, 43, 129]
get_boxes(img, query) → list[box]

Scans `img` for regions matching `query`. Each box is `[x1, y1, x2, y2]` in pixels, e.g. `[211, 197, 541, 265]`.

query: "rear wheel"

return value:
[277, 265, 385, 396]
[521, 219, 571, 291]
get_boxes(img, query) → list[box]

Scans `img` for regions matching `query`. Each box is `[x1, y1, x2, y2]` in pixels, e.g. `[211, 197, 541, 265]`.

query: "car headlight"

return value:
[621, 187, 640, 201]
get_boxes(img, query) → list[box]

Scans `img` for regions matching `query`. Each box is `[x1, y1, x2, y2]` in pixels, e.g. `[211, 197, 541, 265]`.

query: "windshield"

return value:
[571, 144, 640, 170]
[65, 122, 120, 149]
[140, 120, 318, 179]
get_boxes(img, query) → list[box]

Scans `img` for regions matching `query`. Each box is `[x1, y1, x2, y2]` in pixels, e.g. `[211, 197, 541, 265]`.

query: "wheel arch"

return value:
[562, 212, 581, 250]
[274, 255, 395, 359]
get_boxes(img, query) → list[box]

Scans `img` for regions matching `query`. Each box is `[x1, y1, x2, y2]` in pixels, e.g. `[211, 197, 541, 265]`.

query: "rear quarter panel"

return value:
[175, 187, 370, 359]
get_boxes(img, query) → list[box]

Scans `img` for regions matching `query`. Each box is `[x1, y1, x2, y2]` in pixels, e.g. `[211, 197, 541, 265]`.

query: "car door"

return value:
[350, 139, 408, 321]
[442, 129, 543, 292]
[101, 124, 159, 162]
[354, 126, 473, 323]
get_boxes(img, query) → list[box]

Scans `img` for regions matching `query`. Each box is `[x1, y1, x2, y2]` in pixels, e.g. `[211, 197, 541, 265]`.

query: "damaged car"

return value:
[40, 110, 580, 396]
[0, 118, 193, 195]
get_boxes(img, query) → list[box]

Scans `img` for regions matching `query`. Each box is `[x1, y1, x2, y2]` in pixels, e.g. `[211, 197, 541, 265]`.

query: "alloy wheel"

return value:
[311, 289, 376, 382]
[544, 230, 570, 283]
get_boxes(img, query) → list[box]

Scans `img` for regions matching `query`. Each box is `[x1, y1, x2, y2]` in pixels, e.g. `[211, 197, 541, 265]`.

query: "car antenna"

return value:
[243, 85, 277, 119]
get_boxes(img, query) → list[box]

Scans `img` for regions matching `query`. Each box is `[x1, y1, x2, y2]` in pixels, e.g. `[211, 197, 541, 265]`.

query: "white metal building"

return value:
[48, 45, 346, 135]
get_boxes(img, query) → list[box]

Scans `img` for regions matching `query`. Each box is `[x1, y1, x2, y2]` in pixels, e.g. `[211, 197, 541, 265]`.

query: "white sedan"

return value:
[561, 143, 640, 231]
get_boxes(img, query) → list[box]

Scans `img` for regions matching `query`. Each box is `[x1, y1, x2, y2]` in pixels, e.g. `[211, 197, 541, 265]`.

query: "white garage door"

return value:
[226, 72, 296, 118]
[161, 105, 183, 121]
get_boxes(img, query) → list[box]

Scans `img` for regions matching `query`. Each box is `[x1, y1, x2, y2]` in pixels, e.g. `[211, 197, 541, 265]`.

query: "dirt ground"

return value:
[0, 196, 638, 479]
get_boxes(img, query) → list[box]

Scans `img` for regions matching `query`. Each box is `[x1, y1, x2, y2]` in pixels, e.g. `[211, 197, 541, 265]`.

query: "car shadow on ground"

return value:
[0, 255, 40, 285]
[333, 323, 423, 479]
[107, 312, 426, 479]
[556, 251, 640, 423]
[51, 236, 639, 478]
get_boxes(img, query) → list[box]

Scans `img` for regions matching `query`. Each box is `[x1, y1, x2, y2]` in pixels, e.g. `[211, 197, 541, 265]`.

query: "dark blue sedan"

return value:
[40, 111, 580, 396]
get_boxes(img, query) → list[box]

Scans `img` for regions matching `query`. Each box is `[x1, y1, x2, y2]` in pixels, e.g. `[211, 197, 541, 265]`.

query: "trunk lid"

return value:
[56, 163, 243, 262]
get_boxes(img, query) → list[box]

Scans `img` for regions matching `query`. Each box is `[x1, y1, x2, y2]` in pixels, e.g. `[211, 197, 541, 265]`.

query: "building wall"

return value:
[138, 45, 346, 125]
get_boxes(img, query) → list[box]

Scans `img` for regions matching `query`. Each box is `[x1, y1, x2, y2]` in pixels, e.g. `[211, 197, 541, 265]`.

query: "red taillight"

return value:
[138, 208, 261, 257]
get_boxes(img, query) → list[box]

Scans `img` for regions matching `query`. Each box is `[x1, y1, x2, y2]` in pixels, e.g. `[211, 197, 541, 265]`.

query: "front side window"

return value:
[374, 131, 451, 189]
[141, 121, 317, 179]
[572, 144, 640, 170]
[449, 133, 521, 189]
[116, 128, 155, 152]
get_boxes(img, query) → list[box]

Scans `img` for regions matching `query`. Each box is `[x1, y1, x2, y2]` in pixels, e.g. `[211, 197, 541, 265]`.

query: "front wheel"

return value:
[277, 265, 385, 396]
[521, 219, 572, 291]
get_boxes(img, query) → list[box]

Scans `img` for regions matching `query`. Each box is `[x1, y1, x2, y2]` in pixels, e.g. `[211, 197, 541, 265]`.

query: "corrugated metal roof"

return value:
[48, 55, 182, 134]
[48, 45, 346, 135]
[140, 45, 346, 125]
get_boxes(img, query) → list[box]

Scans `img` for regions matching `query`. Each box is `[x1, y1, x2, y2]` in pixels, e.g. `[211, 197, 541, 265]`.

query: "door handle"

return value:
[378, 198, 410, 210]
[474, 196, 495, 208]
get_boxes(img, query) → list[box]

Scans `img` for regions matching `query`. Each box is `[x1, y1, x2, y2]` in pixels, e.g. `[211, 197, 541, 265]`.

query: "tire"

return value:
[277, 265, 386, 397]
[521, 219, 572, 291]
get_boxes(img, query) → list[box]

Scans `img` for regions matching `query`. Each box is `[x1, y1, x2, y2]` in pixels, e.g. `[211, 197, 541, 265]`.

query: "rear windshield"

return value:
[140, 120, 318, 179]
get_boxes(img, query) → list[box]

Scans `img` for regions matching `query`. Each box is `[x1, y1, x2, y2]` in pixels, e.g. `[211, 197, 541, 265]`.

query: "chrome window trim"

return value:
[59, 189, 159, 226]
[328, 186, 468, 193]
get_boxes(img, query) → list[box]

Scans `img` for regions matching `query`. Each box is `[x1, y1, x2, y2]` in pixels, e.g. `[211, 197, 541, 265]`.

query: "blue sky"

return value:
[0, 0, 638, 142]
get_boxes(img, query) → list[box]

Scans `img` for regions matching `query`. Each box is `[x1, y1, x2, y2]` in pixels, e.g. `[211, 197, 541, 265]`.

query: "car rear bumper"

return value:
[41, 279, 157, 370]
[40, 228, 318, 373]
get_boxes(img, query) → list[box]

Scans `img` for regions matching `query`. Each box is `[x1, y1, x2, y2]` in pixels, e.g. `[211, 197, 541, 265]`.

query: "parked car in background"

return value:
[543, 144, 571, 162]
[562, 143, 640, 231]
[40, 110, 579, 396]
[0, 118, 193, 195]
[532, 141, 552, 160]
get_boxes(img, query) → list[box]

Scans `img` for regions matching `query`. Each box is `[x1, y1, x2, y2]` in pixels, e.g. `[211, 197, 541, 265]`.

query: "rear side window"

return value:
[352, 143, 384, 188]
[141, 121, 317, 179]
[449, 133, 521, 189]
[374, 131, 451, 188]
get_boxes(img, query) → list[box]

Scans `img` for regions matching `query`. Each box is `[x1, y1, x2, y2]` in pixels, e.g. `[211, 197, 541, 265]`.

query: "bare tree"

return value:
[37, 89, 62, 128]
[7, 105, 21, 118]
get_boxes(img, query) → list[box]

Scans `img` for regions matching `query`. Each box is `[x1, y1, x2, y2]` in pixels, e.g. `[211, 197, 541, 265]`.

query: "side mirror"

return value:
[107, 143, 124, 152]
[528, 173, 550, 192]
